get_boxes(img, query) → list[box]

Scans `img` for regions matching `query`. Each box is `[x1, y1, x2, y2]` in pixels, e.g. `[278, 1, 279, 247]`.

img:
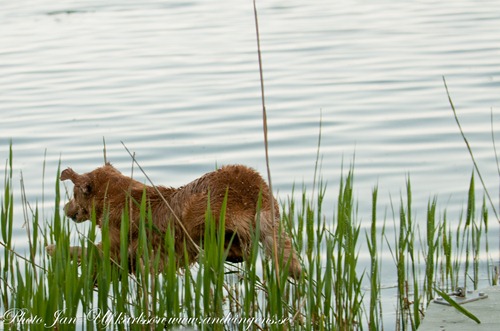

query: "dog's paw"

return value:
[45, 244, 56, 256]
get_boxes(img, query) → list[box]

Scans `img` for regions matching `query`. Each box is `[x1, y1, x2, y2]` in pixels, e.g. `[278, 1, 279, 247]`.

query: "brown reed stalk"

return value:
[253, 0, 281, 283]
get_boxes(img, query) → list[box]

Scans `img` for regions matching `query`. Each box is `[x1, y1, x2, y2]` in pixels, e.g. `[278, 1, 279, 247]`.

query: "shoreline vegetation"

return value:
[1, 142, 498, 330]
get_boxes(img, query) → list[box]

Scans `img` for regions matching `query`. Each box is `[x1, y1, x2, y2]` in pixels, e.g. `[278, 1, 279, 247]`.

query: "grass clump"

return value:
[0, 145, 497, 330]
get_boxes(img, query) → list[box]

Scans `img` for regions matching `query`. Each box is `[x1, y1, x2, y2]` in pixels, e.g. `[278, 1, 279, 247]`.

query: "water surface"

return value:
[1, 0, 500, 326]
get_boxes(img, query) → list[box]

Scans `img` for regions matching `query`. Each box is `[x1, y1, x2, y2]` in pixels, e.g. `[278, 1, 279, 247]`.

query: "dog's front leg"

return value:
[46, 245, 83, 260]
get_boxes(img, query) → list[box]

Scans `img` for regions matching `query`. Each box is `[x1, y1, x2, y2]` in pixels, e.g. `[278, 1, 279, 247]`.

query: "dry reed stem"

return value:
[253, 0, 281, 285]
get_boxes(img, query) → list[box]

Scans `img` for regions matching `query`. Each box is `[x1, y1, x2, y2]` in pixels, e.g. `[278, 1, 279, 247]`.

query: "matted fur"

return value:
[47, 163, 301, 278]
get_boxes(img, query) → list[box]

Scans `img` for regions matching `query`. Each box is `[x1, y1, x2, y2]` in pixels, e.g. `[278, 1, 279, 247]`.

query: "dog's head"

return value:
[60, 167, 95, 223]
[61, 163, 140, 223]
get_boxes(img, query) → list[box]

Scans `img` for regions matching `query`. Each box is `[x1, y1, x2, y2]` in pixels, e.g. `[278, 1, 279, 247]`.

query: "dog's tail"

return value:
[258, 210, 302, 279]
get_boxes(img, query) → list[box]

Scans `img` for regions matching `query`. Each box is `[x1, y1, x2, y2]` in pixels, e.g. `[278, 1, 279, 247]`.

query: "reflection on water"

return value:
[1, 0, 500, 326]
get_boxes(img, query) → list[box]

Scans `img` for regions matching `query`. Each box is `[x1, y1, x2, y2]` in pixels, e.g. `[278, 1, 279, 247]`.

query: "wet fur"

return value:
[47, 163, 301, 278]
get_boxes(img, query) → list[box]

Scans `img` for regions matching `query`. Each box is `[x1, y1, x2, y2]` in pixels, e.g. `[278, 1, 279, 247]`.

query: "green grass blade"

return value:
[434, 288, 481, 324]
[443, 76, 499, 222]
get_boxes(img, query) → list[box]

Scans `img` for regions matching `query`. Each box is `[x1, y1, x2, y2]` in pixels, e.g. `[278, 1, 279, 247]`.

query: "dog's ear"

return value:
[61, 168, 93, 195]
[60, 168, 79, 182]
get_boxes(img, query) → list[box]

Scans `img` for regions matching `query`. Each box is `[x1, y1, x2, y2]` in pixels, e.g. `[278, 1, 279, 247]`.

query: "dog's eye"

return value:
[77, 183, 92, 196]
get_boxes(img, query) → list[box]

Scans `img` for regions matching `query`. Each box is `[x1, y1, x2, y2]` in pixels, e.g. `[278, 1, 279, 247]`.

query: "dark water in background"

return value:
[1, 0, 500, 325]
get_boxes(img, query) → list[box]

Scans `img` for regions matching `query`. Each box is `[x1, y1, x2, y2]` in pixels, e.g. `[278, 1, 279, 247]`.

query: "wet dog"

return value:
[46, 163, 301, 278]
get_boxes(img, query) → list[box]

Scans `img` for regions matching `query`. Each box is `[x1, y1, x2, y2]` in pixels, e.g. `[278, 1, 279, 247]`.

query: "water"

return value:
[1, 0, 500, 327]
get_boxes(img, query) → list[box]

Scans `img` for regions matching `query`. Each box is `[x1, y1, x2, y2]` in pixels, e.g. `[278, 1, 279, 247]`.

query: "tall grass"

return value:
[0, 146, 496, 330]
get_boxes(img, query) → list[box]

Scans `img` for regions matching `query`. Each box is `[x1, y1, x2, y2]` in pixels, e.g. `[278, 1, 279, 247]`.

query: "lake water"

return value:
[1, 0, 500, 327]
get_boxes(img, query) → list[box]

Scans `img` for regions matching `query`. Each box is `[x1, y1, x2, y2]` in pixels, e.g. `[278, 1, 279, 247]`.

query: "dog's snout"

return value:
[64, 201, 78, 220]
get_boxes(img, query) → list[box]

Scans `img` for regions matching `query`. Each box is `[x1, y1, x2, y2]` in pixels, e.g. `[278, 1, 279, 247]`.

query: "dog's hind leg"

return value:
[258, 210, 302, 279]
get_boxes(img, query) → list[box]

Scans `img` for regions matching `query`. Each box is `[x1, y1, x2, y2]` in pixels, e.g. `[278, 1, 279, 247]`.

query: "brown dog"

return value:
[47, 163, 301, 278]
